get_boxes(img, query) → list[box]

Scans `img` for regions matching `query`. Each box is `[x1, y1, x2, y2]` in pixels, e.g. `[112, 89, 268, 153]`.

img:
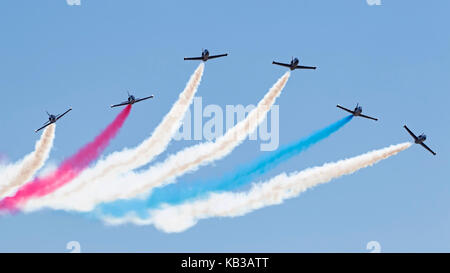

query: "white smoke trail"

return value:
[24, 71, 290, 212]
[102, 142, 411, 233]
[24, 63, 204, 206]
[0, 124, 55, 198]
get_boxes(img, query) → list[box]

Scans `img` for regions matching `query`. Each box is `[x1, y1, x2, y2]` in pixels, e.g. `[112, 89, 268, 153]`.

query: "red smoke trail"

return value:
[0, 105, 132, 211]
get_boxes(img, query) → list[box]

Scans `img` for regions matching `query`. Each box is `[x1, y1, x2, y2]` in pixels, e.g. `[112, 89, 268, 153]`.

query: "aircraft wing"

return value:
[272, 61, 291, 68]
[336, 105, 355, 115]
[184, 57, 203, 61]
[56, 108, 72, 121]
[420, 142, 436, 155]
[111, 101, 131, 108]
[403, 125, 418, 141]
[35, 123, 51, 133]
[135, 95, 154, 103]
[360, 114, 378, 121]
[208, 53, 228, 60]
[296, 65, 317, 70]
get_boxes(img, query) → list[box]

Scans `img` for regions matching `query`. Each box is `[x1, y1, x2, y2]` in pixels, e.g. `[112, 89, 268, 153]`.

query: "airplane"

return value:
[110, 92, 154, 108]
[403, 125, 436, 155]
[272, 57, 316, 71]
[336, 103, 378, 121]
[184, 49, 228, 62]
[35, 108, 72, 133]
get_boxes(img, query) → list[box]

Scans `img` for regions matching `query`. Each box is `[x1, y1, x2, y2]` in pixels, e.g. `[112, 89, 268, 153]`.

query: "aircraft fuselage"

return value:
[201, 49, 210, 61]
[353, 106, 362, 116]
[416, 135, 426, 144]
[289, 58, 300, 70]
[128, 95, 136, 104]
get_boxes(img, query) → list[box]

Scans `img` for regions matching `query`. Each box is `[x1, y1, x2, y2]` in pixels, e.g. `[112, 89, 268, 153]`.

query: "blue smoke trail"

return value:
[98, 115, 353, 217]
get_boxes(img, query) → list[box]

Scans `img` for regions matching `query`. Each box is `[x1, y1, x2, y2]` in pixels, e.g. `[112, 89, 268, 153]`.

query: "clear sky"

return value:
[0, 0, 449, 252]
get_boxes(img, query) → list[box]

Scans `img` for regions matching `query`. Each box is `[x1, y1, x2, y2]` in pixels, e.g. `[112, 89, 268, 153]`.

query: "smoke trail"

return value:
[24, 71, 290, 212]
[99, 115, 352, 217]
[0, 124, 56, 198]
[102, 142, 411, 232]
[24, 63, 204, 208]
[0, 105, 131, 211]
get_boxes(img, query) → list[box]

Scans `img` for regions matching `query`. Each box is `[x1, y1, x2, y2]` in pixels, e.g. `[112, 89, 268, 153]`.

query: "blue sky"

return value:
[0, 0, 449, 252]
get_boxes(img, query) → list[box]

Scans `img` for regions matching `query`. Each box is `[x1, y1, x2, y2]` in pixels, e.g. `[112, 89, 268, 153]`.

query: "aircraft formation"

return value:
[34, 49, 436, 156]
